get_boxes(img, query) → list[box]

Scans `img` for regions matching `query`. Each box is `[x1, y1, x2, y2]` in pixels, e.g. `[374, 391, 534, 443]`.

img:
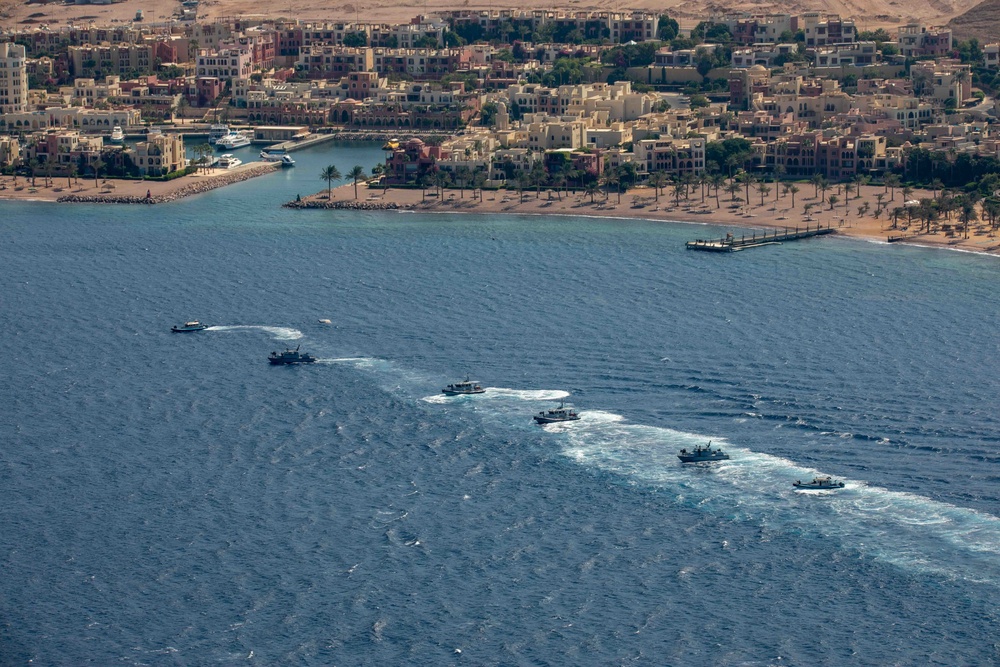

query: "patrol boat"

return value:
[793, 476, 845, 490]
[533, 402, 580, 424]
[678, 441, 729, 463]
[268, 345, 317, 365]
[441, 377, 485, 395]
[172, 320, 208, 332]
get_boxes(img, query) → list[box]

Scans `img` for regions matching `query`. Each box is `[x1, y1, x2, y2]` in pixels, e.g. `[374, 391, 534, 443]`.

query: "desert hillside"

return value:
[0, 0, 988, 32]
[947, 0, 1000, 42]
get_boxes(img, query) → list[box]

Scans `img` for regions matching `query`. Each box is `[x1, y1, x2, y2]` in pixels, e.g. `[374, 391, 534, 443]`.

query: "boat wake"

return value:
[421, 388, 570, 404]
[556, 413, 1000, 585]
[206, 325, 302, 340]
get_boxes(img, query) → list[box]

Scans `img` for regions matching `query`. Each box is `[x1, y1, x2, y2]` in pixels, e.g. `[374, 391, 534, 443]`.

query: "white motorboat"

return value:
[678, 441, 729, 463]
[260, 151, 296, 167]
[109, 126, 125, 143]
[216, 130, 251, 149]
[793, 476, 845, 490]
[442, 377, 485, 396]
[534, 402, 581, 424]
[217, 154, 242, 169]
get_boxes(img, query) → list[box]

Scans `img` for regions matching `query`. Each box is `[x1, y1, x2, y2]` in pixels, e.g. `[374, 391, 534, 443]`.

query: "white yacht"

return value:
[207, 124, 230, 144]
[216, 130, 252, 150]
[109, 126, 125, 143]
[217, 154, 242, 169]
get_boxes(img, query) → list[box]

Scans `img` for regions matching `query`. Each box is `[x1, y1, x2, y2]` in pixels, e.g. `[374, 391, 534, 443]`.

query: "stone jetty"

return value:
[283, 198, 409, 210]
[56, 162, 280, 204]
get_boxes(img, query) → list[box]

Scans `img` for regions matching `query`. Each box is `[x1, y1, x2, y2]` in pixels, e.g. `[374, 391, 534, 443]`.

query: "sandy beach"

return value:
[0, 161, 279, 204]
[311, 180, 1000, 256]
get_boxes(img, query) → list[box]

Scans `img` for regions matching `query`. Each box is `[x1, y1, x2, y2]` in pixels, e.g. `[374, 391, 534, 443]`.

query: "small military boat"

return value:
[793, 476, 845, 490]
[533, 402, 581, 424]
[268, 345, 317, 365]
[678, 441, 729, 463]
[442, 377, 485, 395]
[172, 320, 208, 332]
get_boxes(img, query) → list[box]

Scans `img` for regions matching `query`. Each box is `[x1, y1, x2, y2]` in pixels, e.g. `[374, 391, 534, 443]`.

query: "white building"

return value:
[0, 42, 28, 115]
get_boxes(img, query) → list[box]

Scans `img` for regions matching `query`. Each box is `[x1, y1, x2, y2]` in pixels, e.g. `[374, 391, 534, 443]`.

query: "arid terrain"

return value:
[0, 0, 991, 32]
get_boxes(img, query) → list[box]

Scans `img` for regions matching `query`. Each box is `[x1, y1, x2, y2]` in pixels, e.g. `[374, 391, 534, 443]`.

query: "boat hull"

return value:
[793, 482, 845, 489]
[442, 389, 486, 395]
[268, 357, 316, 365]
[534, 415, 580, 424]
[678, 453, 729, 462]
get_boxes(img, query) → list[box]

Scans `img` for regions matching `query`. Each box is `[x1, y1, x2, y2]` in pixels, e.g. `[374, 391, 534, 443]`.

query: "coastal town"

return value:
[2, 7, 1000, 250]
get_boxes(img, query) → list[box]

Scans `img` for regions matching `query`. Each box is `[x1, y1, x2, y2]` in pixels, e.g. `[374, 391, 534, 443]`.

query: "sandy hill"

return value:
[947, 0, 1000, 42]
[0, 0, 988, 33]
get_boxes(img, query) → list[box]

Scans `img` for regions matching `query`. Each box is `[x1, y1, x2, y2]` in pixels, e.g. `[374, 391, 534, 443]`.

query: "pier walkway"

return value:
[686, 223, 835, 252]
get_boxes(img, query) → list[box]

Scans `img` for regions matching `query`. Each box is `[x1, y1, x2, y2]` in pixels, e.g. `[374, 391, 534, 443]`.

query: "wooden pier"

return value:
[685, 223, 835, 252]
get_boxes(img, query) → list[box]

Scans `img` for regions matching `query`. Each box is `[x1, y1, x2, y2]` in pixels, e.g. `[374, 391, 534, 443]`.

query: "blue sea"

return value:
[2, 142, 1000, 665]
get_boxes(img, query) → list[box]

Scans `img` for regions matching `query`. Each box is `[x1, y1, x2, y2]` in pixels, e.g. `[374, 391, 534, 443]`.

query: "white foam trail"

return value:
[206, 325, 302, 340]
[421, 387, 570, 404]
[483, 388, 570, 401]
[555, 416, 1000, 584]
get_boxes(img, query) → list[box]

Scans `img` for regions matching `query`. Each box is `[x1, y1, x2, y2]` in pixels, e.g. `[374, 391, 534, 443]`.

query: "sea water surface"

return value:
[2, 142, 999, 665]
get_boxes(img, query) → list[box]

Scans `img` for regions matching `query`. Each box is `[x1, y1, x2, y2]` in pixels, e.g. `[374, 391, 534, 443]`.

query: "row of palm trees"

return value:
[320, 164, 368, 199]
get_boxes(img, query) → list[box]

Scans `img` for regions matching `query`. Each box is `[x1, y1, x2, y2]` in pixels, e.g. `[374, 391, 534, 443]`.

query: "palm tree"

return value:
[473, 171, 488, 201]
[788, 184, 799, 209]
[649, 171, 668, 202]
[552, 173, 566, 201]
[885, 173, 900, 201]
[959, 197, 978, 239]
[757, 183, 771, 207]
[320, 164, 341, 199]
[711, 173, 725, 208]
[607, 172, 621, 204]
[725, 182, 742, 203]
[92, 158, 105, 189]
[828, 194, 839, 210]
[811, 173, 823, 199]
[348, 165, 366, 199]
[584, 181, 599, 203]
[668, 182, 683, 208]
[454, 166, 471, 199]
[67, 162, 77, 188]
[530, 162, 546, 199]
[818, 177, 829, 205]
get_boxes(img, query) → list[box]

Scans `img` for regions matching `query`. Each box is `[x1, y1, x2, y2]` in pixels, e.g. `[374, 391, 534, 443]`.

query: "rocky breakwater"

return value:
[56, 163, 280, 204]
[283, 198, 411, 211]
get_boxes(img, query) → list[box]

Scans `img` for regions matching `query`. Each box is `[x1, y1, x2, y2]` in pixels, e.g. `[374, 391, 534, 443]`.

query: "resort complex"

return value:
[1, 11, 1000, 234]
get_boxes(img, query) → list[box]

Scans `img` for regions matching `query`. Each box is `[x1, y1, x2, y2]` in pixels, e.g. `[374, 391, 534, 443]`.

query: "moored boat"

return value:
[442, 377, 485, 395]
[534, 402, 580, 424]
[109, 126, 125, 144]
[172, 320, 208, 332]
[793, 476, 845, 490]
[268, 345, 317, 365]
[678, 441, 729, 463]
[208, 123, 230, 144]
[217, 154, 242, 169]
[216, 130, 252, 149]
